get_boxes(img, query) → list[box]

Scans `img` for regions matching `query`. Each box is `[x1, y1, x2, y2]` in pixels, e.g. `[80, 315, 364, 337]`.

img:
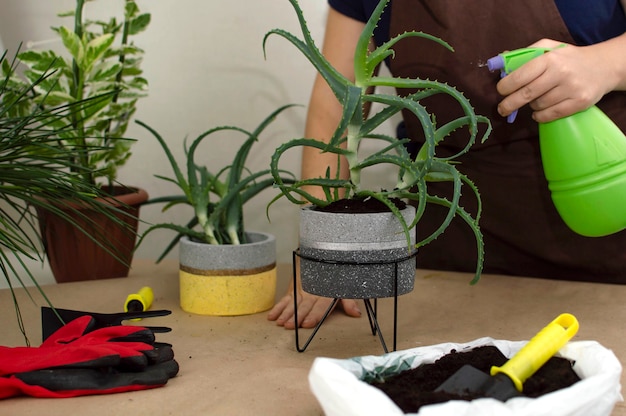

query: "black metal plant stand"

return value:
[292, 248, 418, 353]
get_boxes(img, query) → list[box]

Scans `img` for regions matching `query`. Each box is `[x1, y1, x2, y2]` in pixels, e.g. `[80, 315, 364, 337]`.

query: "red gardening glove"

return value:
[41, 315, 159, 370]
[0, 316, 154, 376]
[0, 316, 178, 399]
[41, 313, 153, 347]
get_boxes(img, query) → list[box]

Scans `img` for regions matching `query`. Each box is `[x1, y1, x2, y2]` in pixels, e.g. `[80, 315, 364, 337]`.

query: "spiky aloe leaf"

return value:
[264, 0, 350, 102]
[135, 120, 189, 197]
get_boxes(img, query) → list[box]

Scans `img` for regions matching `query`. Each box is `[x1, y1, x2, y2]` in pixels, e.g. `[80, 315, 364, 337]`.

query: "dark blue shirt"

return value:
[554, 0, 626, 44]
[328, 0, 626, 46]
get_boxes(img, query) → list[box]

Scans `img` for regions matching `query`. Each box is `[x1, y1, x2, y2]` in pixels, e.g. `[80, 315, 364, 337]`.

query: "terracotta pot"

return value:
[36, 186, 148, 283]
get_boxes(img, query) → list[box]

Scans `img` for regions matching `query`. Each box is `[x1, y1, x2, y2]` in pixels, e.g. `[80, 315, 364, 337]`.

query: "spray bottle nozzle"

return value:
[486, 55, 505, 72]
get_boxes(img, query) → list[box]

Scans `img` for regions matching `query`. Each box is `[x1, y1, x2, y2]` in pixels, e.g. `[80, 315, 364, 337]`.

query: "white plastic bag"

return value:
[309, 337, 622, 416]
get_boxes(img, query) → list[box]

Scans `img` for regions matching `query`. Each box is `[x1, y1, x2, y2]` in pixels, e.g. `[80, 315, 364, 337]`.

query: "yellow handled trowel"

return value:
[435, 313, 579, 401]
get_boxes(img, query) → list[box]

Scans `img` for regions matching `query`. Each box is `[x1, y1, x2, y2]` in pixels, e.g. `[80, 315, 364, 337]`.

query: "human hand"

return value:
[267, 284, 361, 329]
[496, 39, 618, 123]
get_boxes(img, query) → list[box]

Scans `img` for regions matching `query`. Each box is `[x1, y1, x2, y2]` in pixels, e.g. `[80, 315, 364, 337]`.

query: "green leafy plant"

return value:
[0, 50, 135, 341]
[0, 0, 150, 188]
[264, 0, 492, 282]
[135, 105, 297, 261]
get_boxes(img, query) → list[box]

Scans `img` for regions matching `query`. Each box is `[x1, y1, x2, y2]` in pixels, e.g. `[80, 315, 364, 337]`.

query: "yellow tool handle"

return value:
[490, 313, 579, 392]
[124, 286, 154, 312]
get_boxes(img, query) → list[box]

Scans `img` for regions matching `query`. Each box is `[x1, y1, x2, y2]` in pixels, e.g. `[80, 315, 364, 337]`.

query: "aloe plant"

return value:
[265, 0, 492, 283]
[135, 105, 297, 261]
[0, 0, 150, 188]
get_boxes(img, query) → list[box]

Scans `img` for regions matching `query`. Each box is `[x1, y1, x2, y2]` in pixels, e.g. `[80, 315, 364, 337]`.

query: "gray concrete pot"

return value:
[299, 205, 417, 299]
[178, 231, 277, 315]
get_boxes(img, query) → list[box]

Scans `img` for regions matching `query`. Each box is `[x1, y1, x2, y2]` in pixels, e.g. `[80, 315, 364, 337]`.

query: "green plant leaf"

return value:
[89, 61, 122, 83]
[128, 14, 151, 35]
[17, 50, 64, 72]
[136, 120, 190, 198]
[264, 0, 350, 101]
[84, 34, 115, 71]
[58, 26, 84, 64]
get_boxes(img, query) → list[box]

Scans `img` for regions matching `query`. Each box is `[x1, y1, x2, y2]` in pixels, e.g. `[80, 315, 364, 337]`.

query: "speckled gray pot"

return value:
[299, 206, 417, 299]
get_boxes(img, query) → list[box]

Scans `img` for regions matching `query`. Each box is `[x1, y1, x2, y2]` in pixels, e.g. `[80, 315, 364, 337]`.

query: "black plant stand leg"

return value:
[294, 297, 339, 353]
[365, 298, 378, 336]
[362, 297, 399, 353]
[363, 298, 389, 353]
[361, 262, 400, 352]
[293, 251, 341, 352]
[393, 261, 399, 352]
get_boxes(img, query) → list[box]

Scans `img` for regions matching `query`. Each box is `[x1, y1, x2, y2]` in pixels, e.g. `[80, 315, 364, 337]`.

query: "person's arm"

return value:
[496, 32, 626, 123]
[267, 7, 365, 329]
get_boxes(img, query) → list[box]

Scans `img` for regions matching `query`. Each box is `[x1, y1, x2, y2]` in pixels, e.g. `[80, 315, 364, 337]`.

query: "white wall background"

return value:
[0, 0, 399, 284]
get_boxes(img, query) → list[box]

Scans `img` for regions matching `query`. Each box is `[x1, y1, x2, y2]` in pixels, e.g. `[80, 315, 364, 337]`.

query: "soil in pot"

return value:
[316, 196, 407, 213]
[369, 345, 581, 413]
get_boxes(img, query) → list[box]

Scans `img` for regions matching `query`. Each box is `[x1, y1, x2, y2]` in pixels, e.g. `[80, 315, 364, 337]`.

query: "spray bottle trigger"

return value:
[487, 54, 518, 123]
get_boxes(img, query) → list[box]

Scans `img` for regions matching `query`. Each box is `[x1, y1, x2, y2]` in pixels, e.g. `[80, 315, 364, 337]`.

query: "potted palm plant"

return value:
[265, 0, 491, 300]
[135, 105, 296, 316]
[0, 49, 138, 340]
[0, 0, 151, 282]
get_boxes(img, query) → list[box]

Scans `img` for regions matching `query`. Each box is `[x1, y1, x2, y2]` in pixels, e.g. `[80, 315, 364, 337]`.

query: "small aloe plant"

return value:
[135, 105, 296, 261]
[264, 0, 492, 283]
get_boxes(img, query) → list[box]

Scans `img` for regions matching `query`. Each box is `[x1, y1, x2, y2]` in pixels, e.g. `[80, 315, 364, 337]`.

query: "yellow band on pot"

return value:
[179, 267, 277, 316]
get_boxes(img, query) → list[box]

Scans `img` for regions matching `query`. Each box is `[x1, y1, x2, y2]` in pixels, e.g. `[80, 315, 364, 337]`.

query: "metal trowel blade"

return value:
[435, 364, 521, 402]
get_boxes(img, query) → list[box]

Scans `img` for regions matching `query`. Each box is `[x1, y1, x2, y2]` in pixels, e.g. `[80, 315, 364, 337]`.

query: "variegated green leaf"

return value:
[57, 26, 84, 64]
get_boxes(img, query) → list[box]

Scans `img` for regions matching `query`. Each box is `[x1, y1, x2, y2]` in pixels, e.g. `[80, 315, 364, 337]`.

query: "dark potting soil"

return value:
[316, 196, 407, 213]
[369, 345, 581, 413]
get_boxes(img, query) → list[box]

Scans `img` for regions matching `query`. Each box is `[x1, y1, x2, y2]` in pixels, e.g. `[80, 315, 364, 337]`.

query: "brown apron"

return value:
[389, 0, 626, 282]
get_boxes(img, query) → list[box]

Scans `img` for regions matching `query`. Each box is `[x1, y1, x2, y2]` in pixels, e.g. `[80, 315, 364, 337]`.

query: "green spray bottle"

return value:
[488, 47, 626, 237]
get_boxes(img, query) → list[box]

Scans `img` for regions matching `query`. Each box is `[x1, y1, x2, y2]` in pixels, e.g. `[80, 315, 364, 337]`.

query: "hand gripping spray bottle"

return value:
[488, 47, 626, 237]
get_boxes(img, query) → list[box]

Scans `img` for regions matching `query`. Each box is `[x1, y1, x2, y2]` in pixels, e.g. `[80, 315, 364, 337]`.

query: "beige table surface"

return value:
[0, 259, 624, 415]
